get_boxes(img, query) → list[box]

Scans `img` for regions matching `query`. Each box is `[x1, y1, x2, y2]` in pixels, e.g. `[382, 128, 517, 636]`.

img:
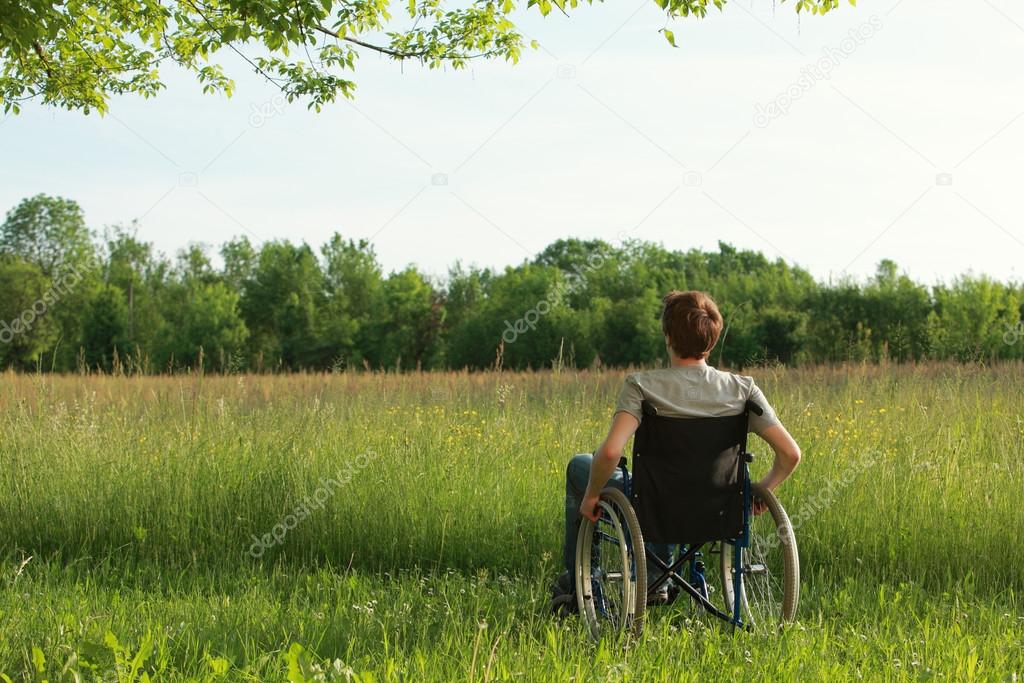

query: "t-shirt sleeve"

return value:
[747, 380, 782, 436]
[614, 374, 644, 422]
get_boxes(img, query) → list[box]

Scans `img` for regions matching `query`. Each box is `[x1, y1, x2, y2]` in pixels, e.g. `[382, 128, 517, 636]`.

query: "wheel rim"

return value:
[721, 493, 799, 628]
[577, 500, 634, 636]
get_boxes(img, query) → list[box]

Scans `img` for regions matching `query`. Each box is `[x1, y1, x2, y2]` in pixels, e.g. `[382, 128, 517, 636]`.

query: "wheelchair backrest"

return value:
[630, 399, 756, 545]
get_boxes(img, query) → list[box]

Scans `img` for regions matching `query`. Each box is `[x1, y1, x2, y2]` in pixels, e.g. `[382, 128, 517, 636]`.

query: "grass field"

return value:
[1, 364, 1022, 681]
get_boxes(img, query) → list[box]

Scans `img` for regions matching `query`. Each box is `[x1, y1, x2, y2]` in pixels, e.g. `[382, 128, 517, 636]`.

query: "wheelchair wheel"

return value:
[575, 487, 647, 641]
[720, 483, 799, 628]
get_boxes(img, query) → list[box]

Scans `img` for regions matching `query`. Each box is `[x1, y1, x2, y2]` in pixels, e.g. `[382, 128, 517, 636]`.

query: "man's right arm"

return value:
[755, 423, 801, 493]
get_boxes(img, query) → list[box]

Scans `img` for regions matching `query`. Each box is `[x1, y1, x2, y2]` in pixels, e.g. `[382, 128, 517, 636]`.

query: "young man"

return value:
[557, 290, 801, 600]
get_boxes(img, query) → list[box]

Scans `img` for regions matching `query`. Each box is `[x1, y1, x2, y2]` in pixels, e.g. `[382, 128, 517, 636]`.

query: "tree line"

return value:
[1, 194, 1021, 373]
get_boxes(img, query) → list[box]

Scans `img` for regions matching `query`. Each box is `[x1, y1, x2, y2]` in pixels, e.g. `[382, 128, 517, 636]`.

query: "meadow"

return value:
[0, 363, 1022, 681]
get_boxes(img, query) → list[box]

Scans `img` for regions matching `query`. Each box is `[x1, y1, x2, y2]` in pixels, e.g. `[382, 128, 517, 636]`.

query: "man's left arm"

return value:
[579, 411, 640, 522]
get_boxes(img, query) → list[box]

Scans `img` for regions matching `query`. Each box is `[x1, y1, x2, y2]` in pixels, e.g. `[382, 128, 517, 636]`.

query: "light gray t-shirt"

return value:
[614, 365, 781, 436]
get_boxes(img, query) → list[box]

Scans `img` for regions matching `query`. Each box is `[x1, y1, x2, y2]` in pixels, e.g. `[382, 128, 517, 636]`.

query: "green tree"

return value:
[448, 263, 593, 370]
[930, 277, 1020, 362]
[591, 290, 663, 368]
[320, 234, 383, 368]
[0, 194, 96, 275]
[240, 240, 325, 369]
[145, 244, 248, 371]
[162, 281, 249, 371]
[103, 225, 171, 368]
[444, 262, 491, 334]
[861, 260, 931, 362]
[751, 307, 807, 365]
[0, 257, 62, 368]
[1, 0, 852, 114]
[81, 285, 129, 370]
[221, 237, 257, 292]
[365, 267, 443, 370]
[176, 244, 217, 284]
[0, 195, 101, 369]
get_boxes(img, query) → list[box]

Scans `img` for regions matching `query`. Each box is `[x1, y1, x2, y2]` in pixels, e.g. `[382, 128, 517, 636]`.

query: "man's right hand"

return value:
[580, 493, 602, 522]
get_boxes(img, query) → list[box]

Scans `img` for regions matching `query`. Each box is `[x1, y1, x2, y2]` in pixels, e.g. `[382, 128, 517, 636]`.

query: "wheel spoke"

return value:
[720, 486, 799, 629]
[575, 489, 646, 640]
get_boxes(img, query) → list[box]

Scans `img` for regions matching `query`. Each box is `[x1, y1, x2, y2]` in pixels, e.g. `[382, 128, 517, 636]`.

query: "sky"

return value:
[2, 0, 1023, 286]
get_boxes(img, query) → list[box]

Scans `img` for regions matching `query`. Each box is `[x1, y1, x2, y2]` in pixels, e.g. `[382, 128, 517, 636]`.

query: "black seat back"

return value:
[629, 400, 751, 545]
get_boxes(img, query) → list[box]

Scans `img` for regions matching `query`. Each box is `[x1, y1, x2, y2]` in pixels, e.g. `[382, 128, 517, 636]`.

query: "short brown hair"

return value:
[661, 290, 723, 359]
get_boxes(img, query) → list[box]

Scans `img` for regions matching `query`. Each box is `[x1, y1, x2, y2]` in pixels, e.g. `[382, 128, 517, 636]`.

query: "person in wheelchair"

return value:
[552, 290, 802, 631]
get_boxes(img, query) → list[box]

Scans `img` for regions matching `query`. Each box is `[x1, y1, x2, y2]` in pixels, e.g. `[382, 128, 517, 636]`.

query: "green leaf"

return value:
[208, 656, 231, 674]
[31, 647, 46, 674]
[663, 28, 677, 47]
[130, 632, 154, 672]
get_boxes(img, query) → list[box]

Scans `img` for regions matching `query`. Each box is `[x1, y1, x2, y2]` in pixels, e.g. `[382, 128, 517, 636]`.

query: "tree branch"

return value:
[313, 24, 510, 62]
[314, 25, 427, 59]
[32, 41, 54, 79]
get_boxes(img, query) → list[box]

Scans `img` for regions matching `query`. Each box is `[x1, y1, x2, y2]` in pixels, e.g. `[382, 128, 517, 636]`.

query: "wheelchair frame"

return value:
[616, 448, 754, 629]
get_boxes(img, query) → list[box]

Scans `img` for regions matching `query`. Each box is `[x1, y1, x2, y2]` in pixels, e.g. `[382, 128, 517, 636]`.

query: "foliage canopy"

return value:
[1, 0, 852, 113]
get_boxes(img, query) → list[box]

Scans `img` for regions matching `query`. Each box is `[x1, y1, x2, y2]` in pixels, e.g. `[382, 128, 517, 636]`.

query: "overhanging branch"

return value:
[313, 24, 512, 63]
[314, 25, 427, 59]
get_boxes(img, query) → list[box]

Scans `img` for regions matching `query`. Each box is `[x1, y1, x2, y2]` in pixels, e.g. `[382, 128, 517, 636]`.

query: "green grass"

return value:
[1, 364, 1022, 681]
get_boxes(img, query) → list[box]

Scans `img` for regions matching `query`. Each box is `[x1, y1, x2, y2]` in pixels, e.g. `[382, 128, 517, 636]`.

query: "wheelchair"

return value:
[570, 399, 799, 639]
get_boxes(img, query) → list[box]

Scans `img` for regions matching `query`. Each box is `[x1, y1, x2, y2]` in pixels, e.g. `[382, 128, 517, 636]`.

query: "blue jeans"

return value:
[563, 453, 674, 587]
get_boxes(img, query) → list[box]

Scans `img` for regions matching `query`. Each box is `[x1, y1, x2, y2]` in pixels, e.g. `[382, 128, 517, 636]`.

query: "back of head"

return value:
[661, 290, 723, 360]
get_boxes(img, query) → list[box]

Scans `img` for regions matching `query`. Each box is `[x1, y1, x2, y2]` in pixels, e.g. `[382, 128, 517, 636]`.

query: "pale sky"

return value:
[2, 0, 1023, 285]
